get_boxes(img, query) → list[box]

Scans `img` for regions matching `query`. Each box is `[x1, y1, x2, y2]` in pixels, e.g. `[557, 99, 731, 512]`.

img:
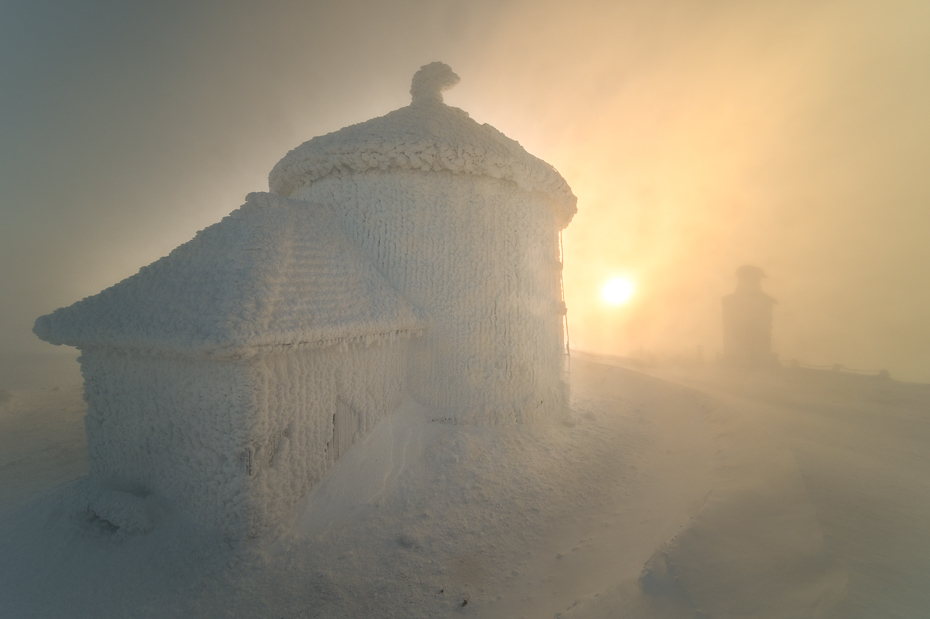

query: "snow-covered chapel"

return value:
[33, 62, 577, 538]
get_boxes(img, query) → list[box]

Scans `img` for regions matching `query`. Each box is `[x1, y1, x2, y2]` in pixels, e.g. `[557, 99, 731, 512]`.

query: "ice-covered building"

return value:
[270, 62, 576, 423]
[34, 62, 577, 537]
[34, 194, 422, 536]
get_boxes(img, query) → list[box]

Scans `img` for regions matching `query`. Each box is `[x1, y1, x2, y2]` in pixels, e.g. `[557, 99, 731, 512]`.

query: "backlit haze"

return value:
[2, 0, 929, 382]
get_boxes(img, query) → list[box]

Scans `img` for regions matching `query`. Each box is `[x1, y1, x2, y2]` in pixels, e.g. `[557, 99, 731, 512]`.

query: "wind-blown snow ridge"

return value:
[33, 192, 424, 358]
[268, 63, 577, 226]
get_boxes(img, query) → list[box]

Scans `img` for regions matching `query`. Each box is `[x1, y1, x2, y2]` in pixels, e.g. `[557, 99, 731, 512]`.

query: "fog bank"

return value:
[2, 0, 928, 381]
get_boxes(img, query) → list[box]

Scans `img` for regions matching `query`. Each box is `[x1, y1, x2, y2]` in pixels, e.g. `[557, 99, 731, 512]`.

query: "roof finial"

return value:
[410, 62, 460, 104]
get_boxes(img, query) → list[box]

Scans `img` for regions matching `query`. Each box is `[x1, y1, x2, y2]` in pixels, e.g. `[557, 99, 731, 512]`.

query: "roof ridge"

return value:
[35, 193, 423, 354]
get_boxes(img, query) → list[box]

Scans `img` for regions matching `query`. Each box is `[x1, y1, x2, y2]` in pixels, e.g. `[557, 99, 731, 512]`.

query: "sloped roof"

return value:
[268, 62, 577, 228]
[34, 193, 423, 357]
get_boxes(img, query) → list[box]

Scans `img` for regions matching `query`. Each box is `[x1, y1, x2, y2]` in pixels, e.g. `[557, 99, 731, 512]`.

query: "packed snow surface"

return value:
[3, 353, 929, 618]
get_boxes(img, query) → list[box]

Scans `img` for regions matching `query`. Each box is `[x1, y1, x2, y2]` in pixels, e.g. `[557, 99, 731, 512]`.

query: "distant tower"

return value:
[721, 265, 777, 366]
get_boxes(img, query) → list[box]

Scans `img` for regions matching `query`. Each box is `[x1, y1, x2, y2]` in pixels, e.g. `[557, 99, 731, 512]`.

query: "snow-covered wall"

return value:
[293, 170, 567, 423]
[79, 340, 408, 538]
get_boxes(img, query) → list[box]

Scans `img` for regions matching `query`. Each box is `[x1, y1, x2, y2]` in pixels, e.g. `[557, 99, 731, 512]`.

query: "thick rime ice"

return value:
[35, 193, 416, 537]
[268, 66, 577, 225]
[32, 62, 577, 537]
[76, 342, 408, 537]
[33, 193, 423, 357]
[272, 62, 576, 423]
[410, 61, 460, 103]
[293, 170, 568, 424]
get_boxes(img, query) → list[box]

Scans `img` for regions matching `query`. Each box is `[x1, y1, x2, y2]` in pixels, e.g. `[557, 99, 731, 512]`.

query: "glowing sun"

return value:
[602, 277, 635, 305]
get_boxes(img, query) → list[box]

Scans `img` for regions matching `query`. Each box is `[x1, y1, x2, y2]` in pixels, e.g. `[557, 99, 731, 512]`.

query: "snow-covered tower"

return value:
[270, 62, 577, 423]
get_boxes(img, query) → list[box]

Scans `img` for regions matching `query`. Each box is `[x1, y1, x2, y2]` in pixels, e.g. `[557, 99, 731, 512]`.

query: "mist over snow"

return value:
[2, 1, 930, 617]
[3, 357, 930, 617]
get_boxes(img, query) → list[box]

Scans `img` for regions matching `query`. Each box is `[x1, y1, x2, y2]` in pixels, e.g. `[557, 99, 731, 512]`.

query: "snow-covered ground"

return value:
[1, 353, 928, 618]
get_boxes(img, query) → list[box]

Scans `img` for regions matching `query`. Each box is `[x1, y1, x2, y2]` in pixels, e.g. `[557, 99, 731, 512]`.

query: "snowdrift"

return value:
[3, 355, 928, 617]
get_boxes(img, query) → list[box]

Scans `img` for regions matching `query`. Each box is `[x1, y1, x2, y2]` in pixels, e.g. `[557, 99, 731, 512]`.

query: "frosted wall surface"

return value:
[266, 63, 576, 424]
[79, 341, 407, 538]
[295, 170, 567, 423]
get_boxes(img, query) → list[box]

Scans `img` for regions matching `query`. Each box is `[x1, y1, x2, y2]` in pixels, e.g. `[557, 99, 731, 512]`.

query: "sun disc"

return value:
[602, 277, 635, 305]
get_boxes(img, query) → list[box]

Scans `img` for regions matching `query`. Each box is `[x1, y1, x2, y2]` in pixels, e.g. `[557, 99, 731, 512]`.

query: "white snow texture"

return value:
[32, 62, 577, 538]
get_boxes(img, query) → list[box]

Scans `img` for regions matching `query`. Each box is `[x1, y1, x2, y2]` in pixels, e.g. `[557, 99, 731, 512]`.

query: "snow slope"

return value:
[2, 354, 928, 618]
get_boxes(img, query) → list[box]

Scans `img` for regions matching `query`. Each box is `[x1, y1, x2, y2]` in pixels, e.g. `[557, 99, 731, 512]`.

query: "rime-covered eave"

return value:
[34, 316, 425, 360]
[269, 62, 577, 228]
[268, 129, 578, 227]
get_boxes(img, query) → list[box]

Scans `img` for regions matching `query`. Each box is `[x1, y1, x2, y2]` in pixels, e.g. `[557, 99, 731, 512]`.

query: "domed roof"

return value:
[268, 62, 577, 226]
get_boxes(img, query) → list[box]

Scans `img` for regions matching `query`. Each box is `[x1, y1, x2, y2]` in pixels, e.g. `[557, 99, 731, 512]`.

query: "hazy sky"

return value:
[2, 0, 929, 381]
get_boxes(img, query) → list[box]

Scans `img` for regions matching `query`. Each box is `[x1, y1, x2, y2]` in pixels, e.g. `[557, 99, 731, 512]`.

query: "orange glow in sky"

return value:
[4, 0, 930, 382]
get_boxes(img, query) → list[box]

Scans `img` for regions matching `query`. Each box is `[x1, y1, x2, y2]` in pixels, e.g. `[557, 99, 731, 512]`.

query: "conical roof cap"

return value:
[268, 62, 577, 227]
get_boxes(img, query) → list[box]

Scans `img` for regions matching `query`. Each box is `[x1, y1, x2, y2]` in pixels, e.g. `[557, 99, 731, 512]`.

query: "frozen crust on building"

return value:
[30, 62, 576, 537]
[76, 341, 408, 538]
[33, 192, 423, 358]
[268, 63, 577, 228]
